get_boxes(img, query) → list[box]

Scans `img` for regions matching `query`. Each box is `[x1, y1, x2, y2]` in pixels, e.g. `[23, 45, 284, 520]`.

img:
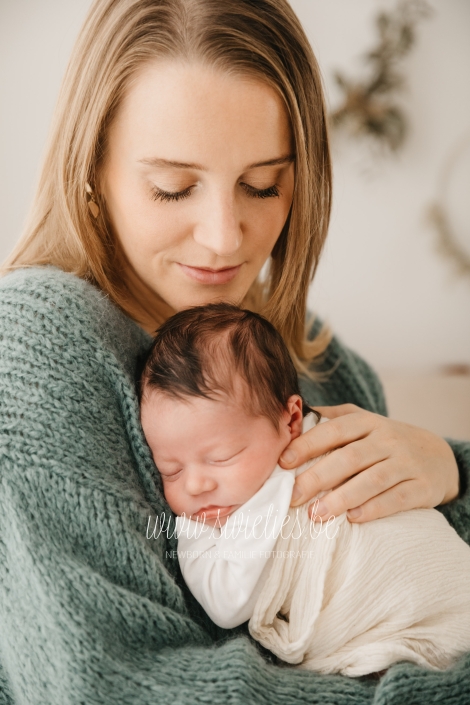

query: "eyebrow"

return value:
[138, 154, 295, 171]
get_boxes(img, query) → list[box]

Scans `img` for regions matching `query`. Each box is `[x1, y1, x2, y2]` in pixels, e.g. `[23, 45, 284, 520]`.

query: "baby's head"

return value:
[139, 303, 313, 525]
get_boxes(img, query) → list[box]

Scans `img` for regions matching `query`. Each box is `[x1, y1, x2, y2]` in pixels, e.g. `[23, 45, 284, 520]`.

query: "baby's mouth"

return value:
[191, 504, 237, 520]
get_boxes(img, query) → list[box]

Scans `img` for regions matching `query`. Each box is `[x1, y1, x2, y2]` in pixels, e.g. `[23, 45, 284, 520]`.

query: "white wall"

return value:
[0, 0, 94, 257]
[290, 0, 470, 371]
[1, 0, 469, 374]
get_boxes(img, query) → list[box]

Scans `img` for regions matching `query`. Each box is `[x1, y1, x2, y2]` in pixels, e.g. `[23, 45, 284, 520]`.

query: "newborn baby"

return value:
[140, 303, 470, 677]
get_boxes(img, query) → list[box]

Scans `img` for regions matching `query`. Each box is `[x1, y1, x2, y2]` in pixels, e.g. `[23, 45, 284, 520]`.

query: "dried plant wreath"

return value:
[328, 1, 469, 280]
[330, 0, 431, 151]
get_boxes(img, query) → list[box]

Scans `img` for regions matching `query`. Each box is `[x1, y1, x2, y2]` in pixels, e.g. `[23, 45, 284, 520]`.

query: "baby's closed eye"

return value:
[208, 447, 247, 464]
[157, 466, 183, 480]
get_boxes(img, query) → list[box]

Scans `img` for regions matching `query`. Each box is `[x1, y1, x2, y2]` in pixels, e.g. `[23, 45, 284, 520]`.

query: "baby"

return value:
[139, 303, 470, 677]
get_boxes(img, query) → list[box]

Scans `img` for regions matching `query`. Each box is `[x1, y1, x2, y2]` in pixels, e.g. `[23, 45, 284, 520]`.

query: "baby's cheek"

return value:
[161, 480, 190, 518]
[234, 460, 271, 502]
[160, 480, 178, 510]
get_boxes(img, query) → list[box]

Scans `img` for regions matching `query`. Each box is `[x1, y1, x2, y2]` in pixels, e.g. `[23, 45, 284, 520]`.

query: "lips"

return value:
[177, 263, 242, 285]
[191, 504, 237, 520]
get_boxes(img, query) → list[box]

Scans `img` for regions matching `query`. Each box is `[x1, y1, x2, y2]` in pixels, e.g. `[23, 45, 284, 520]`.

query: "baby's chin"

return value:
[195, 515, 230, 528]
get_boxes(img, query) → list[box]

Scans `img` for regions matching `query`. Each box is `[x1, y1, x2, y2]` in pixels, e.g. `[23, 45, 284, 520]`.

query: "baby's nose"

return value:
[185, 470, 217, 495]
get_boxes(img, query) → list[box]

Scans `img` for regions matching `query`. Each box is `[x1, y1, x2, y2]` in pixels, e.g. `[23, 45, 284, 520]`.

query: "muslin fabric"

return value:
[176, 411, 470, 676]
[249, 500, 470, 676]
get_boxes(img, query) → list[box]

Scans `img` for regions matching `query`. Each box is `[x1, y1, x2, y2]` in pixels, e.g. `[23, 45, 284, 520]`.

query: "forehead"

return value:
[141, 363, 256, 418]
[141, 382, 245, 423]
[107, 59, 292, 168]
[140, 388, 252, 453]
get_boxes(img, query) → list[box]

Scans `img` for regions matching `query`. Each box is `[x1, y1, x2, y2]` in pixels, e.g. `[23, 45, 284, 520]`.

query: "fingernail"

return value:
[316, 500, 327, 516]
[291, 485, 303, 503]
[281, 449, 297, 464]
[348, 507, 362, 519]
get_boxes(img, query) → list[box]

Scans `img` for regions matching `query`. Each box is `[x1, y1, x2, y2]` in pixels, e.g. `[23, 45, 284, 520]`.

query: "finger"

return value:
[309, 457, 397, 519]
[291, 437, 390, 507]
[344, 478, 431, 524]
[280, 407, 379, 470]
[309, 404, 362, 419]
[307, 459, 422, 523]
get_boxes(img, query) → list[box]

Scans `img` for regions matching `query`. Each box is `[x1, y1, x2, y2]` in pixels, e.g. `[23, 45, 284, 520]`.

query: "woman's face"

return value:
[100, 61, 295, 314]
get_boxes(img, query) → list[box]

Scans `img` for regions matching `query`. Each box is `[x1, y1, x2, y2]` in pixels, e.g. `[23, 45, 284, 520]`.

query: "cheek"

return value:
[160, 481, 182, 514]
[104, 173, 186, 259]
[118, 202, 189, 266]
[234, 458, 272, 498]
[244, 197, 292, 256]
[240, 438, 285, 491]
[242, 208, 284, 261]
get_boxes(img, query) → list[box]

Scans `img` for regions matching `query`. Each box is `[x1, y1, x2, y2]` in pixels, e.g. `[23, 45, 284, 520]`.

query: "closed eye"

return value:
[151, 185, 192, 202]
[240, 183, 280, 199]
[150, 183, 280, 203]
[210, 447, 247, 464]
[157, 467, 183, 480]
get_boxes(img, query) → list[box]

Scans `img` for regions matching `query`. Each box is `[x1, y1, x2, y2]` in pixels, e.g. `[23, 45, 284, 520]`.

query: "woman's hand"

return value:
[279, 404, 461, 523]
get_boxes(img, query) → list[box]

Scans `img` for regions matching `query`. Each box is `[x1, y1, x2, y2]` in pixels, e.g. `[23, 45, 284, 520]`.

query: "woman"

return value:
[0, 0, 468, 702]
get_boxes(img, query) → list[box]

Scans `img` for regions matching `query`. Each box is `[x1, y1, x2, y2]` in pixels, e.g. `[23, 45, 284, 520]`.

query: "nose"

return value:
[193, 189, 243, 257]
[185, 467, 218, 496]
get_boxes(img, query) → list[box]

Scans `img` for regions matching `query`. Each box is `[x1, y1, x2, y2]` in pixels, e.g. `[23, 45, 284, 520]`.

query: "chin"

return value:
[203, 515, 230, 528]
[174, 288, 247, 312]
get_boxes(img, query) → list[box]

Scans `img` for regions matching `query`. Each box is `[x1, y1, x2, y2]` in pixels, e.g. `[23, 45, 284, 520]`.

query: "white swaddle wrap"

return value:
[248, 499, 470, 676]
[176, 412, 470, 676]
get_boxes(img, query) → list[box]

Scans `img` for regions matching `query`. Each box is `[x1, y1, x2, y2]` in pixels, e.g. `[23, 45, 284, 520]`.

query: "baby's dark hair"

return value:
[139, 303, 315, 431]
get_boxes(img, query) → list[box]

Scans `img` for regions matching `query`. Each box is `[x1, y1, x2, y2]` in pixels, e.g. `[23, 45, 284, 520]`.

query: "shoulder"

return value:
[0, 266, 151, 373]
[0, 265, 158, 500]
[300, 315, 388, 416]
[0, 264, 104, 320]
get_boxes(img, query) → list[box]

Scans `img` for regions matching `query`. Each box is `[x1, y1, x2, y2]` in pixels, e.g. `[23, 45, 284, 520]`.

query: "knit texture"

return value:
[0, 266, 469, 704]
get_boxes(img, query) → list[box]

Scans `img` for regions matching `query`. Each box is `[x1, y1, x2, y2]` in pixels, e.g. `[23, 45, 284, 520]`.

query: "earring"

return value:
[85, 182, 100, 218]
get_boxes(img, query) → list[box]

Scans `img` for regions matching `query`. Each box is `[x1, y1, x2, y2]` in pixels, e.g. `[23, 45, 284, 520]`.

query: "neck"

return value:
[120, 262, 175, 336]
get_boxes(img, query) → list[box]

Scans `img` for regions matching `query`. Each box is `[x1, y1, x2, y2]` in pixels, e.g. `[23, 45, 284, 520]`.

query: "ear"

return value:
[284, 394, 304, 441]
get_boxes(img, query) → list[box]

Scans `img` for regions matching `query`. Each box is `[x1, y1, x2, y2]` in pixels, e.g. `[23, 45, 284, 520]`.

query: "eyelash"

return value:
[151, 187, 192, 203]
[150, 183, 280, 203]
[160, 470, 182, 482]
[242, 183, 280, 200]
[159, 449, 243, 478]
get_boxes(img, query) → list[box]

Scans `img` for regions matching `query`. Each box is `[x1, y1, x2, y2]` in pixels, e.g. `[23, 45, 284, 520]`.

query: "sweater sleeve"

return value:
[304, 317, 388, 416]
[435, 438, 470, 546]
[338, 345, 388, 417]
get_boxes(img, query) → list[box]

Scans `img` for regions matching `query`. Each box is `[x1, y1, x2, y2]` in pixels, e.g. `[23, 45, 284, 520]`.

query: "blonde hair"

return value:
[2, 0, 332, 376]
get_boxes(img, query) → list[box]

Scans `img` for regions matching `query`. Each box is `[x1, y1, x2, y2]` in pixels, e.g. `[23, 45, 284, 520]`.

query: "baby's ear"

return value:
[285, 395, 304, 440]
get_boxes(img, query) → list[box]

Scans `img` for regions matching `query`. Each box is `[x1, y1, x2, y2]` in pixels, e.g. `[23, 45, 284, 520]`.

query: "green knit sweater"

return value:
[1, 266, 469, 705]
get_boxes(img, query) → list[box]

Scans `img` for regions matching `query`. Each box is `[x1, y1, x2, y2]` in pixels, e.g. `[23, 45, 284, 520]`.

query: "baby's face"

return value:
[141, 390, 298, 526]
